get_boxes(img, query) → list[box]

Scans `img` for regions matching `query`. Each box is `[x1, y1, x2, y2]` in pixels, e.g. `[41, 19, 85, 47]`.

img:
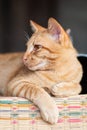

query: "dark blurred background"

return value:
[0, 0, 87, 53]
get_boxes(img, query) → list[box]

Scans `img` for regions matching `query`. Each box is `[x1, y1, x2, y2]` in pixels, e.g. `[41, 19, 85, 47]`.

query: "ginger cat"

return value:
[0, 18, 83, 124]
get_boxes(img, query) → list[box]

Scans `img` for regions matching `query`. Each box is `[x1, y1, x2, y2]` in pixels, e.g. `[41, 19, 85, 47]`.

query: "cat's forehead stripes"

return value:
[32, 34, 61, 53]
[27, 32, 62, 54]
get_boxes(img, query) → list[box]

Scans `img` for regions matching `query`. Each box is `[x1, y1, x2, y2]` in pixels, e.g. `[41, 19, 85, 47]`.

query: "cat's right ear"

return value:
[30, 20, 46, 32]
[47, 18, 63, 41]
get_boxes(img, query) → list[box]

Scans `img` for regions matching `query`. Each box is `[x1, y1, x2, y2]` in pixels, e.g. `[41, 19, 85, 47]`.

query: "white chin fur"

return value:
[28, 62, 47, 71]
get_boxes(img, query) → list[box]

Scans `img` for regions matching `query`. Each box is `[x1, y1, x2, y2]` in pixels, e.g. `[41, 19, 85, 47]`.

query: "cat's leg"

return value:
[6, 78, 58, 124]
[51, 82, 81, 97]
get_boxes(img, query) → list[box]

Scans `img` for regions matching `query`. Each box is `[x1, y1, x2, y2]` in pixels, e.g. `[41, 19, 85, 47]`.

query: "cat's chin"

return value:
[28, 66, 39, 71]
[28, 67, 44, 71]
[28, 66, 44, 71]
[27, 62, 47, 71]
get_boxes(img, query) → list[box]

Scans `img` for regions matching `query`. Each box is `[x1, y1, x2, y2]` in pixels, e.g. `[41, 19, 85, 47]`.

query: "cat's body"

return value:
[0, 18, 83, 124]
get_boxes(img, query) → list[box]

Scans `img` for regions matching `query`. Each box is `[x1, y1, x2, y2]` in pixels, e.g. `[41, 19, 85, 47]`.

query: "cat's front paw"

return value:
[51, 82, 81, 97]
[40, 102, 58, 124]
[34, 93, 59, 124]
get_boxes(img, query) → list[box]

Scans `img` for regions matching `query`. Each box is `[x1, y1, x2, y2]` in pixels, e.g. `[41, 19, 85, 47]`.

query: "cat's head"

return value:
[23, 18, 77, 71]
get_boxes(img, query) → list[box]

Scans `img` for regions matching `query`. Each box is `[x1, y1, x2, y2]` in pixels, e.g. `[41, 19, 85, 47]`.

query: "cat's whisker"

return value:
[24, 31, 29, 41]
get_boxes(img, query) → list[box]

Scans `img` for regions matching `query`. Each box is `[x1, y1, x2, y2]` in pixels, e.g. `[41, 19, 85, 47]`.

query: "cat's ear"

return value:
[48, 18, 64, 41]
[30, 20, 46, 32]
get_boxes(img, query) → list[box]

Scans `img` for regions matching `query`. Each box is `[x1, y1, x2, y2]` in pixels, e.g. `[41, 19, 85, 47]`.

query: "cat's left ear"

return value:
[30, 20, 46, 32]
[48, 18, 64, 41]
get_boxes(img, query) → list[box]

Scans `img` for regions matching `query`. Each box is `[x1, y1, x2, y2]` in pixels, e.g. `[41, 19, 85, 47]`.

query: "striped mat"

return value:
[0, 95, 87, 130]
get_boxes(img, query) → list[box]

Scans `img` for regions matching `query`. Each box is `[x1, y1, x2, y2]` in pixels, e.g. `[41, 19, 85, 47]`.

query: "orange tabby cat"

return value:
[0, 18, 83, 124]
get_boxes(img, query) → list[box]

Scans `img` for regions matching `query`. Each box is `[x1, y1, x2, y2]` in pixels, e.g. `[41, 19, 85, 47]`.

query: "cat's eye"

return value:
[34, 45, 42, 51]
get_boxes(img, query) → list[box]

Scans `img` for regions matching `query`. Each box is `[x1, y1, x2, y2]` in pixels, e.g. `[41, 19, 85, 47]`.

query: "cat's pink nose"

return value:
[23, 56, 27, 63]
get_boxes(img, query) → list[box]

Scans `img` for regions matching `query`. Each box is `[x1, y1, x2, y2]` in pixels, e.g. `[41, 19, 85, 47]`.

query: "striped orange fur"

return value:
[0, 18, 83, 124]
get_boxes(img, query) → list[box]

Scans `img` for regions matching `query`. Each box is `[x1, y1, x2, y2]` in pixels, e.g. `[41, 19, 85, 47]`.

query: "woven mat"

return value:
[0, 95, 87, 130]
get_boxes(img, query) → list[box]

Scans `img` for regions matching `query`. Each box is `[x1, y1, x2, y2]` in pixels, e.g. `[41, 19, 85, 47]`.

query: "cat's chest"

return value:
[34, 71, 60, 87]
[22, 70, 57, 88]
